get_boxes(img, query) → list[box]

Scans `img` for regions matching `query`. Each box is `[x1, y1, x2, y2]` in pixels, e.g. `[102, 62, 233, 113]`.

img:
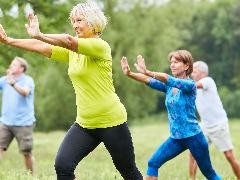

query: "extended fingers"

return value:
[0, 24, 7, 40]
[121, 56, 128, 66]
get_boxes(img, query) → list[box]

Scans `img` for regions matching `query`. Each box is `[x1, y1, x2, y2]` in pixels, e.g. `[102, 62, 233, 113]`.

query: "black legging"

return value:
[55, 122, 143, 180]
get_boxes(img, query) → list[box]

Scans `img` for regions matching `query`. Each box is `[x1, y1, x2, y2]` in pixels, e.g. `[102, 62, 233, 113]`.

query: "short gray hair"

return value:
[14, 57, 28, 72]
[70, 1, 107, 35]
[193, 61, 208, 75]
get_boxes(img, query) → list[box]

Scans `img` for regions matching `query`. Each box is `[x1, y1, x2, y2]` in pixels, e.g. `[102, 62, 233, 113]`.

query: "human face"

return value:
[191, 67, 204, 81]
[9, 59, 24, 75]
[170, 56, 189, 78]
[71, 14, 94, 38]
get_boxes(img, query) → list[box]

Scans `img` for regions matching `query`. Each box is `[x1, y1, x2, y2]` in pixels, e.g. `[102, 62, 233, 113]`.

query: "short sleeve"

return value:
[199, 77, 213, 90]
[19, 77, 35, 95]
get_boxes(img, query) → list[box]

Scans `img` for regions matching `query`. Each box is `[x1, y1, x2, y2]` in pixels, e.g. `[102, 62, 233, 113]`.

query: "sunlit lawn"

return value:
[0, 117, 239, 180]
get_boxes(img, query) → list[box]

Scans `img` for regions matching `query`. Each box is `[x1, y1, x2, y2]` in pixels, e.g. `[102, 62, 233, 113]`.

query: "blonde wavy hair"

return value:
[69, 1, 108, 35]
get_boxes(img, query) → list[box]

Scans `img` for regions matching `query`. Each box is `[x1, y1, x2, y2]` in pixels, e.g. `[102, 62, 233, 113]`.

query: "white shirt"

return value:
[196, 77, 228, 128]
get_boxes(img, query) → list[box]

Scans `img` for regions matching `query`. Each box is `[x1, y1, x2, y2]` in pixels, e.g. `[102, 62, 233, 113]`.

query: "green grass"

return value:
[0, 118, 239, 179]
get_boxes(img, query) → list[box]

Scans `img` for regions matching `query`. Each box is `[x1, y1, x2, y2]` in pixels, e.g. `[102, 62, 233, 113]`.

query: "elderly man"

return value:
[0, 57, 35, 174]
[189, 60, 240, 180]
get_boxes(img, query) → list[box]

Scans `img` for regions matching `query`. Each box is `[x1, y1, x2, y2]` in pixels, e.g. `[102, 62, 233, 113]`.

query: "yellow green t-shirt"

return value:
[50, 38, 127, 128]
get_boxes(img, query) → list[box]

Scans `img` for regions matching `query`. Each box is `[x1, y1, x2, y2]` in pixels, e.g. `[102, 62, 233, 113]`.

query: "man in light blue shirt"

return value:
[0, 57, 35, 174]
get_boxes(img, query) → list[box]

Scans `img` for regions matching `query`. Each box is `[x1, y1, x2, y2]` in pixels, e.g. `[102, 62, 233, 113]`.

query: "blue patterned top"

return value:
[147, 75, 201, 139]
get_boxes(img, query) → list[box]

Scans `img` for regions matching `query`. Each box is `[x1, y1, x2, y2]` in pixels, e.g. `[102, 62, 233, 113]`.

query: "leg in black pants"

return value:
[99, 123, 143, 180]
[54, 123, 143, 180]
[54, 124, 100, 180]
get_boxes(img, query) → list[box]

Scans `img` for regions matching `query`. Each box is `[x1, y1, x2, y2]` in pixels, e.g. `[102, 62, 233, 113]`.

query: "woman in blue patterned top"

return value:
[120, 50, 221, 180]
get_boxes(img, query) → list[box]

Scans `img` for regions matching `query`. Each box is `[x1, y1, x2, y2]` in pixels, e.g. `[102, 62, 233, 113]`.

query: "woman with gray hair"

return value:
[0, 1, 142, 180]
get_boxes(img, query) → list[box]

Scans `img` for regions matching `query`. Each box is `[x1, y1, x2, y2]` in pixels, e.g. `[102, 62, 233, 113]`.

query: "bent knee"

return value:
[118, 166, 143, 180]
[55, 156, 74, 174]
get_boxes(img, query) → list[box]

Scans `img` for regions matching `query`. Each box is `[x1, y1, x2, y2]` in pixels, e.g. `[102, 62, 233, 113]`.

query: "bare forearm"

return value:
[145, 70, 168, 83]
[127, 72, 150, 83]
[7, 37, 51, 57]
[36, 33, 77, 52]
[12, 84, 30, 96]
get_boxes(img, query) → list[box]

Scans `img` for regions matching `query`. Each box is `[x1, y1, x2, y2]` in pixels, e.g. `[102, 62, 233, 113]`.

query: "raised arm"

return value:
[25, 13, 78, 52]
[0, 24, 51, 57]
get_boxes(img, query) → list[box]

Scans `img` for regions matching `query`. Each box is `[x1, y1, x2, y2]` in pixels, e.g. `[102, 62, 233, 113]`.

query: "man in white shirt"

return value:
[189, 61, 240, 180]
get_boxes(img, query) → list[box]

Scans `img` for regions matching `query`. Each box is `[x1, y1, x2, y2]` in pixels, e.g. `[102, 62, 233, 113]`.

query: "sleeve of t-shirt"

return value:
[166, 75, 196, 93]
[0, 76, 5, 90]
[77, 38, 111, 60]
[20, 77, 35, 95]
[147, 77, 167, 92]
[199, 77, 213, 90]
[50, 45, 70, 62]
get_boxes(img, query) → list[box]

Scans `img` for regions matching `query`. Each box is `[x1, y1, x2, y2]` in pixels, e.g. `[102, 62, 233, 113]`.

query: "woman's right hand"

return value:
[0, 24, 9, 44]
[121, 56, 131, 75]
[25, 13, 41, 38]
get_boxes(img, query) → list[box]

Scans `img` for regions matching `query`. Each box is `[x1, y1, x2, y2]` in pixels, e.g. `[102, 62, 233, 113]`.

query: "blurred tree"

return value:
[0, 0, 239, 131]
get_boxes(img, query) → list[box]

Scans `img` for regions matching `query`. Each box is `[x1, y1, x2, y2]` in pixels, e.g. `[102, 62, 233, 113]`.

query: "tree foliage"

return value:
[0, 0, 239, 131]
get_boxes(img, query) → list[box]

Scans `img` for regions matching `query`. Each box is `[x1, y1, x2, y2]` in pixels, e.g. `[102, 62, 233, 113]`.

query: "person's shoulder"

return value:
[23, 74, 34, 82]
[201, 76, 215, 84]
[97, 38, 111, 48]
[188, 78, 195, 83]
[0, 75, 6, 79]
[0, 76, 7, 82]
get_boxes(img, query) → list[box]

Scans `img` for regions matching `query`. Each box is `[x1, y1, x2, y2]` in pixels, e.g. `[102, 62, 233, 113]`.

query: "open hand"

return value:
[25, 13, 41, 38]
[0, 24, 8, 43]
[134, 55, 147, 74]
[121, 56, 131, 75]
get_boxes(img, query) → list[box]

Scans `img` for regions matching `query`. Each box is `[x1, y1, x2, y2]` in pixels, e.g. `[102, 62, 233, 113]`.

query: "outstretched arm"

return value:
[121, 56, 150, 83]
[0, 24, 52, 57]
[25, 13, 78, 52]
[135, 55, 195, 92]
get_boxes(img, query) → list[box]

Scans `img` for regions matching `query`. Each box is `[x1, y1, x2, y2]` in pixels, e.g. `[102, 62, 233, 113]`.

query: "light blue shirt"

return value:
[147, 75, 201, 139]
[0, 74, 35, 126]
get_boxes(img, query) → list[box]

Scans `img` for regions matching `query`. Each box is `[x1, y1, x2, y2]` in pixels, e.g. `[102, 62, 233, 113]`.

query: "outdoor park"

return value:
[0, 0, 240, 179]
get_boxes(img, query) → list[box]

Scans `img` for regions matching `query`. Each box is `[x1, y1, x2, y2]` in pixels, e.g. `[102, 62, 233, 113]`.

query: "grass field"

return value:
[0, 117, 239, 180]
